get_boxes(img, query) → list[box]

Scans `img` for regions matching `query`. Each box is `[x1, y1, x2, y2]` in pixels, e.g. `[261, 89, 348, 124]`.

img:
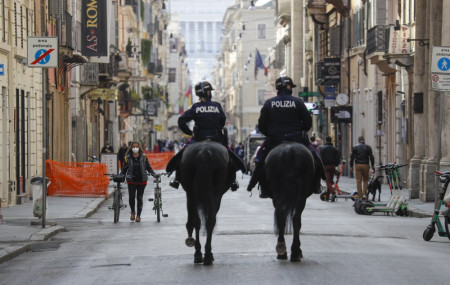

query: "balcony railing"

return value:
[367, 25, 389, 56]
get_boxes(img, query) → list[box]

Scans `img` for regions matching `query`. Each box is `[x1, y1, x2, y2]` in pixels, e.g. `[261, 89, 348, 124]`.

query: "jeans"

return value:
[355, 163, 370, 198]
[128, 184, 146, 216]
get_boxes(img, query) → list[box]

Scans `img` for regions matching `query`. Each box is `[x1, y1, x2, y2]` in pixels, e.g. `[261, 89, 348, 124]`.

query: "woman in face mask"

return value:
[120, 142, 156, 222]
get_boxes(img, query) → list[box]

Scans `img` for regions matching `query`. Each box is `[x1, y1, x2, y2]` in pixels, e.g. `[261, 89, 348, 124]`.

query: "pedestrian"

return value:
[235, 143, 244, 160]
[166, 80, 245, 190]
[315, 137, 322, 147]
[247, 76, 325, 197]
[349, 136, 375, 199]
[117, 143, 128, 169]
[101, 142, 114, 154]
[319, 136, 341, 195]
[120, 141, 156, 222]
[309, 135, 320, 157]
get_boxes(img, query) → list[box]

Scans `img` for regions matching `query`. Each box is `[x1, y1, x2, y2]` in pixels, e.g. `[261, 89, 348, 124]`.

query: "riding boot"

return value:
[169, 171, 180, 189]
[247, 162, 262, 191]
[230, 180, 239, 191]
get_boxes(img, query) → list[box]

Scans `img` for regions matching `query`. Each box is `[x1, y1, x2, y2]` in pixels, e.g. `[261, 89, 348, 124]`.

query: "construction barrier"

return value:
[144, 151, 175, 170]
[46, 160, 110, 197]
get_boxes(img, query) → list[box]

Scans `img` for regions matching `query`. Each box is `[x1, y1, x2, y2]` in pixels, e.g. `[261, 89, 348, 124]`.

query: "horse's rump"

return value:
[179, 141, 231, 220]
[264, 142, 315, 233]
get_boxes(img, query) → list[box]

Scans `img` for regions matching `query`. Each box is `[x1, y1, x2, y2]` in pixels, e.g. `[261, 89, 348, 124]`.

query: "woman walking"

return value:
[120, 142, 156, 222]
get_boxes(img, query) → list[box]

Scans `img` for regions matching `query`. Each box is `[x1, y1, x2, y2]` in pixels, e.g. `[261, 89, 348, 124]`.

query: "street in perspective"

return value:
[2, 0, 450, 284]
[0, 173, 449, 284]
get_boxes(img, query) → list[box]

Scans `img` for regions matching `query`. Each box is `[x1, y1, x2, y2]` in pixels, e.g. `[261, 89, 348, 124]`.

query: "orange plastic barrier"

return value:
[144, 151, 175, 170]
[46, 160, 110, 197]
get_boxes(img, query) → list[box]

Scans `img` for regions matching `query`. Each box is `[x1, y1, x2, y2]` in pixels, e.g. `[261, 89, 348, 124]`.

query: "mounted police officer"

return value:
[167, 81, 245, 190]
[247, 76, 325, 198]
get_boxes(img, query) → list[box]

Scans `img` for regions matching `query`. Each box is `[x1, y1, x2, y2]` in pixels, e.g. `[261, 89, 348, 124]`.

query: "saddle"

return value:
[166, 139, 246, 175]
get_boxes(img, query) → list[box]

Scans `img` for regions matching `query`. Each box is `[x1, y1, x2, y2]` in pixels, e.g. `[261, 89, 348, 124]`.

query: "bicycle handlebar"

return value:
[377, 163, 408, 170]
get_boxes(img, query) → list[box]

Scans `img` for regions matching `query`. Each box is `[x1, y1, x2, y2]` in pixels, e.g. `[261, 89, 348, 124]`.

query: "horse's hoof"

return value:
[185, 237, 195, 247]
[290, 254, 301, 262]
[203, 253, 214, 265]
[276, 242, 286, 255]
[194, 253, 203, 264]
[277, 253, 288, 260]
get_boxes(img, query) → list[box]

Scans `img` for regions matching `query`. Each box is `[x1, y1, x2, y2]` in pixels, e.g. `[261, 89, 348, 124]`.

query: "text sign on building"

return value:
[388, 26, 411, 54]
[431, 46, 450, 91]
[81, 0, 107, 57]
[0, 64, 4, 75]
[27, 37, 59, 68]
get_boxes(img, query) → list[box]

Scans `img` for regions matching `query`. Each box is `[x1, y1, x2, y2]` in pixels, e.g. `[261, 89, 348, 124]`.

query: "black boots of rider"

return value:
[169, 178, 180, 189]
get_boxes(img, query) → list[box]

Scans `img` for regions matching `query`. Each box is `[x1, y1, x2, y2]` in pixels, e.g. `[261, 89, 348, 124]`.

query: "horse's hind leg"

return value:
[193, 215, 203, 264]
[185, 193, 203, 263]
[185, 194, 196, 247]
[275, 206, 287, 260]
[290, 210, 303, 262]
[203, 213, 216, 265]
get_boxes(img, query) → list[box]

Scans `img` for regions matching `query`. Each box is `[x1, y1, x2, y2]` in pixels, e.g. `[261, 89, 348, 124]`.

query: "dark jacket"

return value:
[258, 89, 312, 139]
[117, 147, 127, 164]
[121, 152, 155, 183]
[178, 98, 226, 141]
[319, 143, 341, 166]
[350, 142, 374, 167]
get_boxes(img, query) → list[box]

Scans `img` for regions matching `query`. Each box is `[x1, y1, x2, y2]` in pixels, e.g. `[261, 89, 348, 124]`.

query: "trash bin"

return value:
[31, 177, 50, 218]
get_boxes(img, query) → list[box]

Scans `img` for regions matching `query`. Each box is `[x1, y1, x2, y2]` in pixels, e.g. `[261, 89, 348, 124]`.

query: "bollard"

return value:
[0, 199, 3, 223]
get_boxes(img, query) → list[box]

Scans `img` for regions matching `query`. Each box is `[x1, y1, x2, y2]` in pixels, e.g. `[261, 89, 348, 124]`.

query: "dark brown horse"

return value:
[261, 142, 315, 262]
[178, 140, 235, 265]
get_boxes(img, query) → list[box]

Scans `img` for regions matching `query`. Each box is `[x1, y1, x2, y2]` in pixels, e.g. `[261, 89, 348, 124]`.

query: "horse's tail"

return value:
[192, 149, 215, 224]
[274, 169, 299, 235]
[272, 145, 310, 235]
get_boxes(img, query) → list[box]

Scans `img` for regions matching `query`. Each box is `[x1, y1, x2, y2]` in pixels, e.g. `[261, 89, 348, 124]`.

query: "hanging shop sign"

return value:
[82, 0, 107, 57]
[321, 58, 340, 86]
[330, 106, 352, 123]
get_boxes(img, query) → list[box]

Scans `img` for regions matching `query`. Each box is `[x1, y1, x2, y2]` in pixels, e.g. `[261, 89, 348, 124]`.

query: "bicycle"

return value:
[104, 174, 127, 223]
[148, 173, 169, 222]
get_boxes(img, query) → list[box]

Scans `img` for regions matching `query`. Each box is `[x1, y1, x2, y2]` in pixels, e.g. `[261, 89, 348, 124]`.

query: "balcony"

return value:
[367, 25, 389, 56]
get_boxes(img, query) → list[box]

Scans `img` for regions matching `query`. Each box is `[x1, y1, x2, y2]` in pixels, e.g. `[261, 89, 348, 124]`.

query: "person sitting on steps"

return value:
[247, 76, 326, 198]
[166, 81, 246, 190]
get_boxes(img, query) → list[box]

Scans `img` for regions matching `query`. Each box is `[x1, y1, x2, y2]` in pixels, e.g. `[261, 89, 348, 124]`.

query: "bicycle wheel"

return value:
[114, 190, 120, 223]
[155, 190, 161, 222]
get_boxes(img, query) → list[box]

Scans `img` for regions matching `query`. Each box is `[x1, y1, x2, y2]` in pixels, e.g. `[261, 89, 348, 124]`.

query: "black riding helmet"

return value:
[275, 76, 297, 90]
[194, 81, 214, 97]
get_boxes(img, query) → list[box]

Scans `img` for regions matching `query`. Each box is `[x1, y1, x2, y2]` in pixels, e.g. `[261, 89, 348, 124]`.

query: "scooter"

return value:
[354, 163, 409, 216]
[423, 170, 450, 241]
[320, 160, 357, 202]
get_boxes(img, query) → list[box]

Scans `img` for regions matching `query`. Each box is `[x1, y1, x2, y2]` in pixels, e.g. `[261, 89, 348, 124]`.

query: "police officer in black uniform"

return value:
[247, 76, 325, 197]
[167, 81, 245, 190]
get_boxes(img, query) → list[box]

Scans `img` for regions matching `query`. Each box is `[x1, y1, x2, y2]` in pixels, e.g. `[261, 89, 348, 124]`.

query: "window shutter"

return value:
[375, 0, 387, 25]
[329, 26, 341, 56]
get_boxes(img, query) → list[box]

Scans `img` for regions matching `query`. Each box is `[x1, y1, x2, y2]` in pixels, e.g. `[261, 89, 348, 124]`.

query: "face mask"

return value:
[132, 147, 139, 153]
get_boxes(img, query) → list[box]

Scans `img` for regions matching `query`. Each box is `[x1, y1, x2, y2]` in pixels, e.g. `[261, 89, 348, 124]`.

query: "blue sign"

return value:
[0, 64, 4, 76]
[438, 58, 450, 71]
[34, 49, 51, 64]
[324, 87, 336, 100]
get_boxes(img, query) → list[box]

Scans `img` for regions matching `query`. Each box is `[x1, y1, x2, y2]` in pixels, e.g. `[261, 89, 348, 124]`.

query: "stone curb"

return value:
[0, 225, 65, 265]
[30, 225, 65, 241]
[0, 244, 30, 264]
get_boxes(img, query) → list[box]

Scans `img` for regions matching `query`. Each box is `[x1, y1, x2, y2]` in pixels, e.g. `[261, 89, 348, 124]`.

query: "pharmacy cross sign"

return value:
[27, 37, 59, 68]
